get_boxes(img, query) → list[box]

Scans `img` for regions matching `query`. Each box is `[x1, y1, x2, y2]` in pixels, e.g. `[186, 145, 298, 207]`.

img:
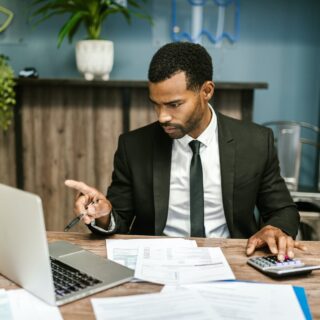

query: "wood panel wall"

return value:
[20, 84, 122, 232]
[0, 124, 16, 187]
[1, 79, 267, 231]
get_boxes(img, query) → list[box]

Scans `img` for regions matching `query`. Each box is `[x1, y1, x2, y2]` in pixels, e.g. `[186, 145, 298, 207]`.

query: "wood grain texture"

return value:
[129, 87, 157, 130]
[0, 122, 16, 186]
[21, 85, 122, 232]
[0, 233, 318, 320]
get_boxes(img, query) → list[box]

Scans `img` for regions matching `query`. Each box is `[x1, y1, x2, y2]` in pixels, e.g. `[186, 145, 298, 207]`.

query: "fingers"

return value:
[267, 237, 307, 261]
[86, 198, 112, 219]
[75, 197, 112, 225]
[82, 214, 93, 225]
[246, 225, 308, 261]
[246, 238, 258, 256]
[285, 237, 295, 259]
[65, 179, 97, 196]
[276, 235, 287, 261]
[75, 194, 91, 215]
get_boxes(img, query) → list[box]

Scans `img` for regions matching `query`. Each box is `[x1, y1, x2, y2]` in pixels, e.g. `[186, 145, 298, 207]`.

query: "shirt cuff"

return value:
[89, 212, 116, 234]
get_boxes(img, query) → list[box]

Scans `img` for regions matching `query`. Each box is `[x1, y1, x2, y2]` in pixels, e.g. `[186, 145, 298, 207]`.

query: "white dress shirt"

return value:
[163, 106, 230, 238]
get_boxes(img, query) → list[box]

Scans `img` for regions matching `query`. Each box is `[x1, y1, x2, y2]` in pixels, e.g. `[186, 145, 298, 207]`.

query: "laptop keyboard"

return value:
[50, 257, 102, 297]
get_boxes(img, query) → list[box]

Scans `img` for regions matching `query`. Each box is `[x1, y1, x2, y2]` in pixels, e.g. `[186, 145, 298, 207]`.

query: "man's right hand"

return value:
[65, 180, 112, 227]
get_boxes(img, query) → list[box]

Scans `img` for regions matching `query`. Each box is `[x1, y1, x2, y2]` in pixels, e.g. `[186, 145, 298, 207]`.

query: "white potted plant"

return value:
[31, 0, 151, 80]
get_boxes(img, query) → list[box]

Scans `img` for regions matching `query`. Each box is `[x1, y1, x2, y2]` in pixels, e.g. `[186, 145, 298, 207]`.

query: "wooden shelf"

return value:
[16, 78, 268, 90]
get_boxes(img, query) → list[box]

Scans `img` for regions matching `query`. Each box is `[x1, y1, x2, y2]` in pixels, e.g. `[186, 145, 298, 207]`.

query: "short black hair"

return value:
[148, 42, 213, 91]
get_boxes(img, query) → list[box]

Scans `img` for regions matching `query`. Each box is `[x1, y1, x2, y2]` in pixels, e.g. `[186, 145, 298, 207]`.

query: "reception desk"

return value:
[0, 79, 267, 231]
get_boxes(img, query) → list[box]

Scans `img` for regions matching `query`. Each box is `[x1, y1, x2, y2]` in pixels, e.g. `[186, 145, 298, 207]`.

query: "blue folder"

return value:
[224, 280, 312, 319]
[293, 286, 312, 320]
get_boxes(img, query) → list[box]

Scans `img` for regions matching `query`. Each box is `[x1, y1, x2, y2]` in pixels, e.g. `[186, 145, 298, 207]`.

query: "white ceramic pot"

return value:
[75, 40, 114, 81]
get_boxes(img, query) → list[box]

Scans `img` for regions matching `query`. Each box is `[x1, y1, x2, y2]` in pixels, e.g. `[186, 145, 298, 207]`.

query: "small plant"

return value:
[31, 0, 152, 47]
[0, 55, 15, 132]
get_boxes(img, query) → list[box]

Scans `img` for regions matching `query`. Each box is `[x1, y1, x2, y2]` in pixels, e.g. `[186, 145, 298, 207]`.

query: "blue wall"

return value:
[1, 0, 320, 184]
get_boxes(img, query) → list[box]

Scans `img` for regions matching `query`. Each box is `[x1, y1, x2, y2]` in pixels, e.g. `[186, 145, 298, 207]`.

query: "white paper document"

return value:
[91, 290, 220, 320]
[7, 289, 63, 320]
[106, 238, 197, 270]
[0, 289, 13, 320]
[134, 247, 235, 285]
[163, 282, 305, 320]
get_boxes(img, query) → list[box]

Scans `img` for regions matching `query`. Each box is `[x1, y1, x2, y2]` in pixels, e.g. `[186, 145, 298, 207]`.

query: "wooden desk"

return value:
[1, 232, 319, 319]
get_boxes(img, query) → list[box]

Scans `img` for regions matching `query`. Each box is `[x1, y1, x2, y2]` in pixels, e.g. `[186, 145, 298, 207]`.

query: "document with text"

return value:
[106, 238, 197, 270]
[163, 282, 305, 320]
[134, 247, 235, 285]
[92, 290, 220, 320]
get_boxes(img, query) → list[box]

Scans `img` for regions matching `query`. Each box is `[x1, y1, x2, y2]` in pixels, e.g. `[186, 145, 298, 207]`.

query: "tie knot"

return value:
[189, 140, 201, 155]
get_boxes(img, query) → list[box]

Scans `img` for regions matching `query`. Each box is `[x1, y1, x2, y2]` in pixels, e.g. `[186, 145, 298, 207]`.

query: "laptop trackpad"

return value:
[49, 240, 84, 258]
[60, 250, 133, 281]
[49, 241, 133, 281]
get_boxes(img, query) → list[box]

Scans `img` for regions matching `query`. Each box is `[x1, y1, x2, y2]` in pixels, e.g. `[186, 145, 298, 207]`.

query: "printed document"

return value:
[7, 289, 63, 320]
[134, 247, 235, 284]
[92, 290, 220, 320]
[163, 282, 305, 320]
[106, 238, 197, 270]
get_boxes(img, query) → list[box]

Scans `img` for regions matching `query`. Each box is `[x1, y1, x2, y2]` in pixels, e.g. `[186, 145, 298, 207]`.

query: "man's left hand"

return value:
[246, 225, 307, 261]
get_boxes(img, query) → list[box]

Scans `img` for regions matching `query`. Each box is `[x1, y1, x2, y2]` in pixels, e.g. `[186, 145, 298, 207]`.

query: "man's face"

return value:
[148, 72, 213, 139]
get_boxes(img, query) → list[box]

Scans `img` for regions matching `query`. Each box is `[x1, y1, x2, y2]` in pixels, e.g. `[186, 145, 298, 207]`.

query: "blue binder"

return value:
[224, 280, 312, 319]
[293, 286, 312, 320]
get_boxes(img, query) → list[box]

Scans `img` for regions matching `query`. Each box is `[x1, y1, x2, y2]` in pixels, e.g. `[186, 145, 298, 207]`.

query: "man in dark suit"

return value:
[66, 42, 306, 261]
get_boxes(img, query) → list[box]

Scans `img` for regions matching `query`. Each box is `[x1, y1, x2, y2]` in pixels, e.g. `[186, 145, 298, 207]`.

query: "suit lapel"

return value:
[153, 124, 173, 235]
[217, 113, 235, 236]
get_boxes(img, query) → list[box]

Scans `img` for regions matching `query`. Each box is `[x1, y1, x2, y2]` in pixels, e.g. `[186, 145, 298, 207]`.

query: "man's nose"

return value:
[157, 107, 172, 123]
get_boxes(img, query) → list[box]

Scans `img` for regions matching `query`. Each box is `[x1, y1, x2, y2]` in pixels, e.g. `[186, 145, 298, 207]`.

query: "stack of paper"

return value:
[91, 282, 309, 320]
[134, 246, 235, 284]
[106, 239, 235, 284]
[106, 238, 197, 270]
[102, 239, 311, 320]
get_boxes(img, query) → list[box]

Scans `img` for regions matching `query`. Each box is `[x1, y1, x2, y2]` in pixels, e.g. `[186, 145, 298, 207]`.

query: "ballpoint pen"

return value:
[64, 213, 86, 232]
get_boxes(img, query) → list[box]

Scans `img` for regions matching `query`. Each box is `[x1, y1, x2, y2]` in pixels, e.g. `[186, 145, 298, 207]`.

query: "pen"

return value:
[64, 213, 85, 232]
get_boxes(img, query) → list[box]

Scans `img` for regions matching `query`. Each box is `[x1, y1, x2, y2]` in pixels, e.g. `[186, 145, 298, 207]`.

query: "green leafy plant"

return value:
[31, 0, 152, 47]
[0, 55, 15, 132]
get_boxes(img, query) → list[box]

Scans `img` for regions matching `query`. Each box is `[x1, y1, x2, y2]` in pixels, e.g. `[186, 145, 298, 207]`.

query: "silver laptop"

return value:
[0, 183, 134, 306]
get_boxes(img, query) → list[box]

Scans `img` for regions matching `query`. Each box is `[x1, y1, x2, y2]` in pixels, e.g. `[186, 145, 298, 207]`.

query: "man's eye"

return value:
[169, 103, 181, 108]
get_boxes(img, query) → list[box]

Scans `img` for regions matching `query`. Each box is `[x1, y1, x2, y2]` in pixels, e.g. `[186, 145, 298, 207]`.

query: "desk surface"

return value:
[1, 232, 319, 320]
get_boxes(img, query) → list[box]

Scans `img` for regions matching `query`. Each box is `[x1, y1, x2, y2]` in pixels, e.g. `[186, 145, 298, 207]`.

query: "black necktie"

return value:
[189, 140, 205, 237]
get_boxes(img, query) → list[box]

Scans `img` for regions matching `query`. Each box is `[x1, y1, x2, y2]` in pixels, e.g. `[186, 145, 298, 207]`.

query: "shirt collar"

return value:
[175, 104, 217, 149]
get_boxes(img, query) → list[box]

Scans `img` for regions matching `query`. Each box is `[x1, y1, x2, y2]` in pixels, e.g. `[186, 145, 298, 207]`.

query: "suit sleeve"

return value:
[257, 128, 300, 238]
[89, 134, 135, 235]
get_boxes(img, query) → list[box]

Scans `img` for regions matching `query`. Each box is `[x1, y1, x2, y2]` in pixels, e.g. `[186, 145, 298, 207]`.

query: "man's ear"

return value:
[202, 81, 214, 101]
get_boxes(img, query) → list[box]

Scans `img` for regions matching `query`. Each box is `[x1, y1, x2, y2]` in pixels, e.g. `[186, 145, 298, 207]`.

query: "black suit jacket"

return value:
[97, 112, 299, 238]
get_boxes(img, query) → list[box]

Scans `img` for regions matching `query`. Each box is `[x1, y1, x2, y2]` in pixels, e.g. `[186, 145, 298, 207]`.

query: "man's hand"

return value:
[246, 225, 307, 261]
[65, 180, 112, 227]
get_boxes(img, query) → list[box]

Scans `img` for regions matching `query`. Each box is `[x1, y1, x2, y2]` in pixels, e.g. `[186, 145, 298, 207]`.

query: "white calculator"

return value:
[247, 255, 320, 278]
